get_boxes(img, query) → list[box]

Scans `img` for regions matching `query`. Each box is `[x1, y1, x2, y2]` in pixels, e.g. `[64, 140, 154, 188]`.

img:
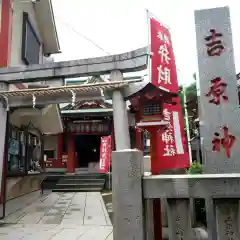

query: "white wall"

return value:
[9, 0, 44, 90]
[43, 135, 58, 158]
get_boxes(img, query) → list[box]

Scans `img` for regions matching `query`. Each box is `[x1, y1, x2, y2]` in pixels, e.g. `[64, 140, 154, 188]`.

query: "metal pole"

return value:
[183, 86, 193, 163]
[146, 9, 152, 83]
[108, 171, 111, 190]
[146, 9, 170, 30]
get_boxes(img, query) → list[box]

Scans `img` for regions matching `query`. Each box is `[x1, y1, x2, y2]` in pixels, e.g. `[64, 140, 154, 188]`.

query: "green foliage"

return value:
[187, 161, 203, 174]
[185, 82, 197, 104]
[179, 74, 198, 137]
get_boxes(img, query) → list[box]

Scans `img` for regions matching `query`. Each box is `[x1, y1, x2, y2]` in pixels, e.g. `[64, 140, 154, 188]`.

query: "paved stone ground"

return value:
[0, 192, 113, 239]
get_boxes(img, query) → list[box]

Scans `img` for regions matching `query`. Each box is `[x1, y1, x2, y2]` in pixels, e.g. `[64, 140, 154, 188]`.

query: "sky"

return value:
[51, 0, 240, 86]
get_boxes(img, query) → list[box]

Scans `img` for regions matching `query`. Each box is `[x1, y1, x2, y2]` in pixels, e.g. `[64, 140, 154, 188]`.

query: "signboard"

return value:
[150, 17, 178, 93]
[67, 122, 110, 134]
[99, 136, 112, 173]
[149, 14, 190, 171]
[157, 100, 189, 170]
[195, 6, 240, 173]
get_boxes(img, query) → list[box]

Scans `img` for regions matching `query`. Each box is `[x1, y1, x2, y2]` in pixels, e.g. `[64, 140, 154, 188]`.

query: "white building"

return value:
[2, 0, 63, 207]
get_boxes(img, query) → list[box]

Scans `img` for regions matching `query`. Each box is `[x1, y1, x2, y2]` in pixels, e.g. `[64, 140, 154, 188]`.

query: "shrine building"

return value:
[43, 76, 175, 174]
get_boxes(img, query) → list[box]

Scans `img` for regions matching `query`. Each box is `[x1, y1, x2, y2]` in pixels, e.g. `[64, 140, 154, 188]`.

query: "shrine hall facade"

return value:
[43, 77, 175, 174]
[43, 78, 141, 173]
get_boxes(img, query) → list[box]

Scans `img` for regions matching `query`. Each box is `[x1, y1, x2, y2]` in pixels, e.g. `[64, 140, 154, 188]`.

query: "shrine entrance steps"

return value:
[42, 173, 106, 193]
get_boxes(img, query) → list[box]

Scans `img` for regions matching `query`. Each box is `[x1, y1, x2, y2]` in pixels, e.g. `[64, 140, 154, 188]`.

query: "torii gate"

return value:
[0, 47, 176, 239]
[0, 47, 147, 216]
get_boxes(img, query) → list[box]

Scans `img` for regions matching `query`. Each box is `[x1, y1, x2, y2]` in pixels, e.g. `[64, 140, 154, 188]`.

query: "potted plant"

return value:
[187, 161, 203, 174]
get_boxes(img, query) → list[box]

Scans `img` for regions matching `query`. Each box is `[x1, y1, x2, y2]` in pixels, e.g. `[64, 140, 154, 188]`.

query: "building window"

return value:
[21, 12, 41, 65]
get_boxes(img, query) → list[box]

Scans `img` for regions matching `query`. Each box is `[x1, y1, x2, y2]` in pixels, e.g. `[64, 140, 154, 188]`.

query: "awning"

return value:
[35, 0, 60, 54]
[10, 104, 63, 135]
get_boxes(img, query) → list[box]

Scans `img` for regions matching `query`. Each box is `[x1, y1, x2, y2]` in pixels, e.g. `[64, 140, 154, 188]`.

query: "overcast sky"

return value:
[51, 0, 240, 86]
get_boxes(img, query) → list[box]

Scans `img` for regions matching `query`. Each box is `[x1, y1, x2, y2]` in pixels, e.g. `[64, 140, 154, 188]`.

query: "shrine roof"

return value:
[61, 99, 113, 115]
[123, 81, 178, 109]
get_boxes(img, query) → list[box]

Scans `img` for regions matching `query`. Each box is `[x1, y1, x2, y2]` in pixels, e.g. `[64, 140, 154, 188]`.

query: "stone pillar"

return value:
[204, 198, 218, 239]
[112, 149, 144, 240]
[167, 199, 193, 239]
[144, 199, 155, 240]
[67, 134, 75, 173]
[215, 199, 240, 240]
[195, 7, 240, 238]
[110, 70, 130, 150]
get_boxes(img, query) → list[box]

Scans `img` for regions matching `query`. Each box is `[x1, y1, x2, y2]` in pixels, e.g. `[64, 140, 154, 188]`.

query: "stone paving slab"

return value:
[0, 192, 113, 239]
[0, 225, 113, 239]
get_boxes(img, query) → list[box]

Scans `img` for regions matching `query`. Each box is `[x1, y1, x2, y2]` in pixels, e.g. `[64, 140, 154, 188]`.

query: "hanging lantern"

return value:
[32, 94, 36, 108]
[33, 137, 37, 145]
[70, 90, 76, 106]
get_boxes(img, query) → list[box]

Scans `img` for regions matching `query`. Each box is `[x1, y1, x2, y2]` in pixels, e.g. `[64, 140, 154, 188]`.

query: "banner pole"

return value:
[146, 8, 151, 83]
[108, 170, 111, 190]
[147, 9, 170, 30]
[183, 85, 193, 163]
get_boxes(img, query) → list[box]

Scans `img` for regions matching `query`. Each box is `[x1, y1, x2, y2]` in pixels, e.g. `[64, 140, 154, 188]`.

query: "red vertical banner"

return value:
[150, 16, 190, 170]
[99, 136, 112, 173]
[150, 17, 178, 93]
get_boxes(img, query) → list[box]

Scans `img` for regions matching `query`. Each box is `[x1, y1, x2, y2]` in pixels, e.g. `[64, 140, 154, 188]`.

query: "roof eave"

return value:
[35, 0, 61, 54]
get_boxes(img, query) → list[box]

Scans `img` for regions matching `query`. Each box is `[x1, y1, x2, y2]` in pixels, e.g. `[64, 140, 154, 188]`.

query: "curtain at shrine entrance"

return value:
[74, 134, 101, 169]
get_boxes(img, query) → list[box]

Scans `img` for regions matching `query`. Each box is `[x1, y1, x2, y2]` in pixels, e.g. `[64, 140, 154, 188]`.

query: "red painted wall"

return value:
[0, 0, 12, 204]
[0, 0, 26, 204]
[0, 0, 12, 67]
[0, 0, 25, 88]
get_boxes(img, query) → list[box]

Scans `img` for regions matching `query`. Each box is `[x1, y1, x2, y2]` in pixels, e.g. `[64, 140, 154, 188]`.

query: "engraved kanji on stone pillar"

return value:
[195, 6, 240, 174]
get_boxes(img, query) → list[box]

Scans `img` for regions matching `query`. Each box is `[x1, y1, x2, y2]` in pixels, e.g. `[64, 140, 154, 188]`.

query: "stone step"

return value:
[42, 172, 107, 193]
[59, 178, 105, 182]
[56, 182, 104, 187]
[61, 177, 105, 181]
[62, 174, 106, 180]
[58, 178, 105, 185]
[52, 188, 102, 192]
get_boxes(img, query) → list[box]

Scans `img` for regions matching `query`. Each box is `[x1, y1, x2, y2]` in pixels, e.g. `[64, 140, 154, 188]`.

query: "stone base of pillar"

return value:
[112, 149, 144, 240]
